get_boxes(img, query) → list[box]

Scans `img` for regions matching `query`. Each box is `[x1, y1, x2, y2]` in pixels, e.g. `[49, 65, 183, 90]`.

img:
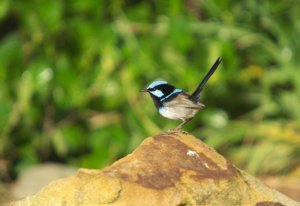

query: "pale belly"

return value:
[158, 106, 200, 121]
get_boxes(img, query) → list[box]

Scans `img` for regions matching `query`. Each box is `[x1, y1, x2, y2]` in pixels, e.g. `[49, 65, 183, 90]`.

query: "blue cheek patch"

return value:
[150, 90, 164, 98]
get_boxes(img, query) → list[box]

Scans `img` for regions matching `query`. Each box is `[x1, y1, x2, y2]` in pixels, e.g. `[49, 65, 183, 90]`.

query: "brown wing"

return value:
[164, 93, 204, 109]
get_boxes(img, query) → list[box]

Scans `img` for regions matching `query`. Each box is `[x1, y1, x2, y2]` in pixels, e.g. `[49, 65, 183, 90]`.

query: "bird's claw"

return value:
[163, 127, 188, 135]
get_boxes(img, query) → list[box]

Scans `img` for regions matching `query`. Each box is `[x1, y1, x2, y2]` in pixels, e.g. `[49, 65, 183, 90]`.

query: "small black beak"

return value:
[140, 88, 148, 92]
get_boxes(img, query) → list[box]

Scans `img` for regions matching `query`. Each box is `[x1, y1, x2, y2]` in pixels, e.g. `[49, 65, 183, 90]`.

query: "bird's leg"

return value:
[174, 121, 186, 130]
[174, 118, 192, 130]
[163, 121, 186, 134]
[164, 119, 192, 134]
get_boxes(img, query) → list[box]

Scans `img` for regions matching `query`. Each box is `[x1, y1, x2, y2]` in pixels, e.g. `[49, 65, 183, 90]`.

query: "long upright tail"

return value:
[191, 57, 222, 100]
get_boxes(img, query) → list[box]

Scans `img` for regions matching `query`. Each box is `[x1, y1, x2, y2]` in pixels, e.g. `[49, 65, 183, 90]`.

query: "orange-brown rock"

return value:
[11, 132, 299, 206]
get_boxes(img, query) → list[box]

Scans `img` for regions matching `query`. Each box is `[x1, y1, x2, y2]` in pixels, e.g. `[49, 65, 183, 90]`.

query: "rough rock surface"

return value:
[11, 131, 300, 206]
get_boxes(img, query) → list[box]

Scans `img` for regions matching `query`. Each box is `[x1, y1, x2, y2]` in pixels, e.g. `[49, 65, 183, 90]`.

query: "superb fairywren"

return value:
[142, 57, 222, 130]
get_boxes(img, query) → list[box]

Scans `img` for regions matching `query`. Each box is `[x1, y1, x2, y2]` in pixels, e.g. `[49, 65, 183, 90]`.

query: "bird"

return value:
[141, 57, 222, 130]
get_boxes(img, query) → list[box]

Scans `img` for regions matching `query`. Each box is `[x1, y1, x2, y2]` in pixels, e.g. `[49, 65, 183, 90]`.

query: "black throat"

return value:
[150, 95, 163, 108]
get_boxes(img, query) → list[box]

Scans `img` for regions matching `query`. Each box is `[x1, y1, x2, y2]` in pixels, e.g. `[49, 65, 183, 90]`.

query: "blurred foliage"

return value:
[0, 0, 300, 181]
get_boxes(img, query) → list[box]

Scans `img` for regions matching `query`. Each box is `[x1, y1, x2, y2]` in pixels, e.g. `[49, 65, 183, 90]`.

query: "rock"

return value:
[10, 132, 300, 206]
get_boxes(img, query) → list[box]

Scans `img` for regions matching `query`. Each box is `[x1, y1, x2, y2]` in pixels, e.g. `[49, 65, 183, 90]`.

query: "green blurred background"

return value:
[1, 0, 300, 186]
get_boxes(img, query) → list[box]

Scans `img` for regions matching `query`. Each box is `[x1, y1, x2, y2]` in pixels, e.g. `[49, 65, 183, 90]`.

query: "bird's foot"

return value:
[163, 127, 187, 135]
[180, 130, 188, 134]
[163, 128, 176, 134]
